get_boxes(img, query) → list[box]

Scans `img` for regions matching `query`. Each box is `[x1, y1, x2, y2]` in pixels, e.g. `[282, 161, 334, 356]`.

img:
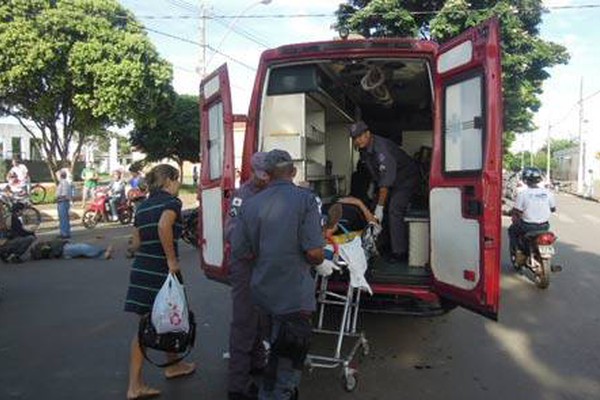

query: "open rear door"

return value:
[430, 19, 502, 320]
[199, 64, 235, 283]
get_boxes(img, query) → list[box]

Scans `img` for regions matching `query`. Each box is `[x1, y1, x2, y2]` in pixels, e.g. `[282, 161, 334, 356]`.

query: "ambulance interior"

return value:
[259, 59, 433, 286]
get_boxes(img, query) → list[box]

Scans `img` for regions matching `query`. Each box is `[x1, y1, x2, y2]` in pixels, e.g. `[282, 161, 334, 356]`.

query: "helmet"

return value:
[522, 167, 542, 185]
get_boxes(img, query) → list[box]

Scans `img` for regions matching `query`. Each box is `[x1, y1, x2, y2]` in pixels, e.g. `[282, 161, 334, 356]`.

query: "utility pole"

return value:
[577, 77, 585, 194]
[198, 2, 207, 79]
[529, 131, 534, 166]
[546, 123, 552, 180]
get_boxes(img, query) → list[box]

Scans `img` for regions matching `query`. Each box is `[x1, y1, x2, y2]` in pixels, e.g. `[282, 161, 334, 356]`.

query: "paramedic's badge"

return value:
[229, 197, 243, 217]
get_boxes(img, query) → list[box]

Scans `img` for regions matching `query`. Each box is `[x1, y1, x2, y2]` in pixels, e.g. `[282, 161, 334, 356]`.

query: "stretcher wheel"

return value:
[342, 369, 358, 392]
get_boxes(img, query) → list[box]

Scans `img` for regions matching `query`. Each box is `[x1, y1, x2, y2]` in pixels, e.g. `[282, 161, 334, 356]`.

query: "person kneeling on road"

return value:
[231, 149, 324, 400]
[0, 203, 36, 263]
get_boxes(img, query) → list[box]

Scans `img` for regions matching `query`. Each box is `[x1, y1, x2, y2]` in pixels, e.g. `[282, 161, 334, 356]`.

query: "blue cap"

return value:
[264, 149, 293, 173]
[349, 121, 369, 138]
[251, 152, 269, 180]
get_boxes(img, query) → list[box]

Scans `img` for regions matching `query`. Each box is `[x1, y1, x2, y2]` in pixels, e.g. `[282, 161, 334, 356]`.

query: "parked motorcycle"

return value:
[511, 229, 558, 289]
[82, 188, 132, 229]
[181, 208, 199, 247]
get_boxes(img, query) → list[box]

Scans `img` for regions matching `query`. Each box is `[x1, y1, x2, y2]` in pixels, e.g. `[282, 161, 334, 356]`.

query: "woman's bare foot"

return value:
[104, 245, 114, 259]
[126, 385, 160, 399]
[164, 361, 196, 379]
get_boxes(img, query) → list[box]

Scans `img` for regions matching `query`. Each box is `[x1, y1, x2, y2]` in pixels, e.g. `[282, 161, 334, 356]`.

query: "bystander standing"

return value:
[56, 170, 72, 239]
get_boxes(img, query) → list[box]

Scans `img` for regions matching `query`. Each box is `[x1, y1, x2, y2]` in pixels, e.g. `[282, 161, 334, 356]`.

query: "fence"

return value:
[1, 160, 84, 182]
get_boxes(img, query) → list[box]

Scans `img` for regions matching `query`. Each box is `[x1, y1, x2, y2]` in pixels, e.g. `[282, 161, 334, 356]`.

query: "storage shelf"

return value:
[306, 125, 325, 144]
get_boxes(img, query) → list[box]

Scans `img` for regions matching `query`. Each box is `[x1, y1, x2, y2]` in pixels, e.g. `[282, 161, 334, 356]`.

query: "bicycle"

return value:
[29, 183, 47, 205]
[0, 190, 42, 232]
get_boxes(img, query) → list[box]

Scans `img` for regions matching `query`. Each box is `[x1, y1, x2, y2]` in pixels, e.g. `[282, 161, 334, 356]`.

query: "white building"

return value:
[0, 122, 40, 160]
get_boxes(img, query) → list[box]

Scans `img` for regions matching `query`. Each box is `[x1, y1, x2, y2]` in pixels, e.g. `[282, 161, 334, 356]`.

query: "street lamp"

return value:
[204, 0, 272, 72]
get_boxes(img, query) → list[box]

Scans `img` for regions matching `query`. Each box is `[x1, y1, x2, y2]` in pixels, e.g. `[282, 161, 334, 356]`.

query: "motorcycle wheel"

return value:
[510, 248, 521, 271]
[82, 210, 99, 229]
[182, 211, 199, 248]
[534, 259, 551, 289]
[118, 208, 133, 225]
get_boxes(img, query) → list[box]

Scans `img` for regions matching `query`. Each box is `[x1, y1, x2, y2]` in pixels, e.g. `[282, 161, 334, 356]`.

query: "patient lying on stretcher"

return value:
[323, 197, 382, 262]
[316, 198, 376, 293]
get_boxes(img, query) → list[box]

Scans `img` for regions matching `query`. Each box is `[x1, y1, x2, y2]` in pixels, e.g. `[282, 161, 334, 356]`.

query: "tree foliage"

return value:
[335, 0, 570, 151]
[0, 0, 173, 178]
[506, 137, 577, 171]
[130, 94, 200, 178]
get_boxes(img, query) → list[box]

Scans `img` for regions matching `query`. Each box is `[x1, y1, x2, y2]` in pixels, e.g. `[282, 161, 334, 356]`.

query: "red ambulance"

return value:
[198, 18, 502, 320]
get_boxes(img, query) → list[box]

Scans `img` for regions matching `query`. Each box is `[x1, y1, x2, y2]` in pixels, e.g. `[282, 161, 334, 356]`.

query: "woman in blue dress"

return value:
[124, 164, 195, 399]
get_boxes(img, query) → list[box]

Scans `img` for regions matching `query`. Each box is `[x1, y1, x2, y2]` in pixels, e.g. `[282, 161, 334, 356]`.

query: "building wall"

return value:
[0, 123, 35, 160]
[554, 146, 600, 196]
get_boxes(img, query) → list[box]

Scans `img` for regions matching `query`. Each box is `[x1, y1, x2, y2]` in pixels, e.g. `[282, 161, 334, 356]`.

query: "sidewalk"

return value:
[35, 192, 199, 225]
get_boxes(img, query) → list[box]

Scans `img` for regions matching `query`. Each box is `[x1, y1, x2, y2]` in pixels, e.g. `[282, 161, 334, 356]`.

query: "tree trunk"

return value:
[177, 159, 184, 183]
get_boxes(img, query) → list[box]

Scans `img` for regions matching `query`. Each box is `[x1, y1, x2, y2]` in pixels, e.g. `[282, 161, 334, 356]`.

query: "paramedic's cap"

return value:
[349, 121, 369, 138]
[251, 152, 269, 180]
[264, 149, 293, 172]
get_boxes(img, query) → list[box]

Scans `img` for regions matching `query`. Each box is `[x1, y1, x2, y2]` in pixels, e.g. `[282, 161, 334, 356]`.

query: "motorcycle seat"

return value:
[523, 229, 549, 238]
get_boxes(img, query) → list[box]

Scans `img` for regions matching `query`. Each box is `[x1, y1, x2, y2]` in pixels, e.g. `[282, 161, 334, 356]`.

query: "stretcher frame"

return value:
[306, 268, 370, 392]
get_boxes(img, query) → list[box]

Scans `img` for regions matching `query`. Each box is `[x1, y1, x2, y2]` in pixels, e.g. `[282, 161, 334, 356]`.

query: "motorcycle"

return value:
[82, 188, 132, 229]
[127, 187, 147, 213]
[511, 229, 559, 289]
[181, 208, 199, 247]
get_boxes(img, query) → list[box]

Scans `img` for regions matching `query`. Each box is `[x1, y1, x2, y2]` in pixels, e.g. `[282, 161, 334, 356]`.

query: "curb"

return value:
[36, 202, 199, 224]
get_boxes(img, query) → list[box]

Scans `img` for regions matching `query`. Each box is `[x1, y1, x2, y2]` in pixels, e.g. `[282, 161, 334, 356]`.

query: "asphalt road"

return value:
[1, 193, 599, 400]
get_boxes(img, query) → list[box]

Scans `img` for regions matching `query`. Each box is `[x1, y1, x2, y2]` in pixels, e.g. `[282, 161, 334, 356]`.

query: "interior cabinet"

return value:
[261, 93, 326, 181]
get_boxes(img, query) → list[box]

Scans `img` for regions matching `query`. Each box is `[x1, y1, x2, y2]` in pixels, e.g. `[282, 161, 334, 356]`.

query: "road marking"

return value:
[582, 213, 600, 224]
[554, 213, 575, 224]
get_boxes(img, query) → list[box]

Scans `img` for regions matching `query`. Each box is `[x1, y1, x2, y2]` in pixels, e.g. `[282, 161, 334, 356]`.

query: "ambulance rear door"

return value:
[429, 18, 502, 320]
[199, 64, 236, 283]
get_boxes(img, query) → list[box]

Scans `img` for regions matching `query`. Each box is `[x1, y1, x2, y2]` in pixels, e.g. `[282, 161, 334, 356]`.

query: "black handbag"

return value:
[138, 310, 196, 368]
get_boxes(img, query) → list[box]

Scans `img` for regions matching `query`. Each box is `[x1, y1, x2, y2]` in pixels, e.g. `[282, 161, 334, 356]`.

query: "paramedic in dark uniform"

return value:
[227, 152, 270, 400]
[231, 149, 324, 400]
[349, 121, 419, 261]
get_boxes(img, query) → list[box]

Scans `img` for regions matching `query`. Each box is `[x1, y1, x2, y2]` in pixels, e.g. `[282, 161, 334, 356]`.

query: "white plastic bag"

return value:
[339, 236, 372, 295]
[151, 273, 190, 334]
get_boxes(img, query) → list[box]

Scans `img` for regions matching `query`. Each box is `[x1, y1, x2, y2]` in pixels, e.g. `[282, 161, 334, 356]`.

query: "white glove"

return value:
[374, 205, 384, 222]
[315, 260, 335, 277]
[369, 221, 382, 236]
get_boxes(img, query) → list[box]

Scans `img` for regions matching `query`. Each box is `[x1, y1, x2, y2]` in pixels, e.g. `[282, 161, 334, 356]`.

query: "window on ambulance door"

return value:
[443, 74, 484, 173]
[208, 101, 224, 180]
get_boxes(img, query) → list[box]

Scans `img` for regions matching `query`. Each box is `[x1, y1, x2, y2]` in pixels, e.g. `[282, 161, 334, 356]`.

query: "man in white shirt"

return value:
[509, 167, 556, 261]
[6, 155, 29, 194]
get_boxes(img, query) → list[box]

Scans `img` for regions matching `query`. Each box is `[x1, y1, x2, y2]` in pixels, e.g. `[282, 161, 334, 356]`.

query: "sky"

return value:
[120, 0, 600, 157]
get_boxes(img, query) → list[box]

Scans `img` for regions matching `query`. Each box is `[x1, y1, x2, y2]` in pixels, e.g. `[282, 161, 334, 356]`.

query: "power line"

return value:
[211, 17, 270, 48]
[144, 27, 257, 72]
[581, 88, 600, 103]
[126, 4, 600, 20]
[551, 87, 600, 127]
[164, 0, 199, 14]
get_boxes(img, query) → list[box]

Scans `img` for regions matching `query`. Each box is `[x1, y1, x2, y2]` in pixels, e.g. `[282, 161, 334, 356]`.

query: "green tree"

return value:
[335, 0, 569, 151]
[130, 94, 200, 180]
[0, 0, 173, 180]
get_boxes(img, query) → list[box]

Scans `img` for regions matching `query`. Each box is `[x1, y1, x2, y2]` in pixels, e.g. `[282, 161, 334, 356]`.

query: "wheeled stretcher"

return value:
[306, 234, 371, 392]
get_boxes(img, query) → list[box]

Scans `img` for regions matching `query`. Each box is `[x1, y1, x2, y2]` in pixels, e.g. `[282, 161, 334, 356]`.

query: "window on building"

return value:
[11, 137, 22, 159]
[30, 138, 42, 161]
